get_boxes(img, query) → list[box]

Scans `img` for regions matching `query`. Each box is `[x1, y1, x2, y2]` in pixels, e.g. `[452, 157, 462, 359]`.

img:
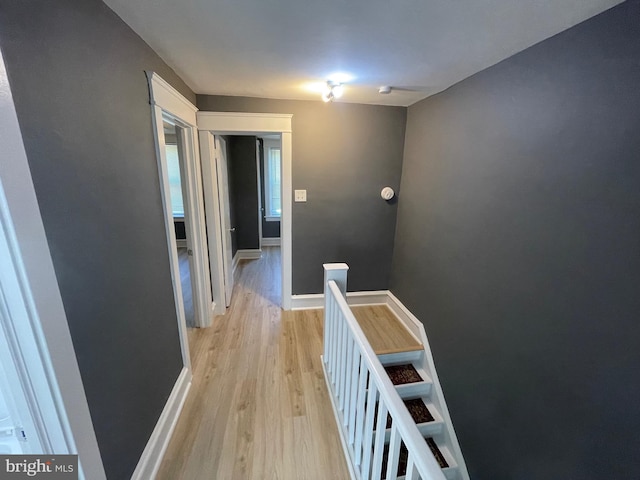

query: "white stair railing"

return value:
[322, 264, 446, 480]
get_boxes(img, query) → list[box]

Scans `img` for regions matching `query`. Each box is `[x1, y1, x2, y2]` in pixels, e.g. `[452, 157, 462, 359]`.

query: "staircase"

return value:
[322, 264, 469, 480]
[378, 353, 461, 480]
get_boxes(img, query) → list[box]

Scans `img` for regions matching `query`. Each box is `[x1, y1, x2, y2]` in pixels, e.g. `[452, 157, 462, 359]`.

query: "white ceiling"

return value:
[104, 0, 623, 107]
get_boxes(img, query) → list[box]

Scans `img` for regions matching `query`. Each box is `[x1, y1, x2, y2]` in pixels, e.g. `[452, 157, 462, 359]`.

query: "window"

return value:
[165, 144, 185, 217]
[264, 144, 281, 220]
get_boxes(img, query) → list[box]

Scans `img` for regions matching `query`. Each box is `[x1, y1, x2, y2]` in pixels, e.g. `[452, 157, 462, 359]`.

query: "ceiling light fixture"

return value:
[322, 81, 344, 102]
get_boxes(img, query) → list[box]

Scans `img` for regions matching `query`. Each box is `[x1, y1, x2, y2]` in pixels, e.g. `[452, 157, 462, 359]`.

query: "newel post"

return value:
[323, 263, 349, 363]
[323, 263, 349, 300]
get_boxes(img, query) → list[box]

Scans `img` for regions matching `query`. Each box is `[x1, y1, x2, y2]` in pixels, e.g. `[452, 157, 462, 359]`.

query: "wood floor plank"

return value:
[156, 247, 350, 480]
[351, 305, 423, 355]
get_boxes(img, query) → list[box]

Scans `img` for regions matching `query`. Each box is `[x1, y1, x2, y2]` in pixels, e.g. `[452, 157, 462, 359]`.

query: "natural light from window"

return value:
[165, 144, 184, 217]
[265, 144, 281, 220]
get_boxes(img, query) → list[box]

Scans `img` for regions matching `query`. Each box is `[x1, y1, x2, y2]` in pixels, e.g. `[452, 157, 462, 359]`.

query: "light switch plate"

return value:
[294, 190, 307, 202]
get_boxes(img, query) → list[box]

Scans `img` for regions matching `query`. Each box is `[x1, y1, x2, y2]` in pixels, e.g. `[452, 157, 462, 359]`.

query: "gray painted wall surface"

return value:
[0, 1, 191, 478]
[390, 1, 640, 478]
[197, 95, 407, 294]
[227, 136, 261, 251]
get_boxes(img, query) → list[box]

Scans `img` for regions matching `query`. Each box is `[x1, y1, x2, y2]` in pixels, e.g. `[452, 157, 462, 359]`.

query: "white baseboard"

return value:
[290, 290, 388, 310]
[131, 367, 192, 480]
[236, 249, 262, 260]
[385, 291, 424, 345]
[347, 290, 388, 306]
[232, 249, 261, 275]
[289, 294, 323, 310]
[261, 237, 281, 246]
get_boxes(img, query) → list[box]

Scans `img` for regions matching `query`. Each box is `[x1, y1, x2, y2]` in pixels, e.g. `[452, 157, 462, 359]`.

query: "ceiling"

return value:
[104, 0, 623, 107]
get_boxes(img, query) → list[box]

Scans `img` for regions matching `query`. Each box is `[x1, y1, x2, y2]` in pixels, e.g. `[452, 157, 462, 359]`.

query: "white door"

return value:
[214, 136, 234, 306]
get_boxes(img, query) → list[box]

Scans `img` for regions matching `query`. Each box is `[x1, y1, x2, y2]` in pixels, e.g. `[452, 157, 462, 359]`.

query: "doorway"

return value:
[211, 135, 282, 307]
[197, 112, 292, 313]
[147, 71, 214, 374]
[163, 119, 197, 328]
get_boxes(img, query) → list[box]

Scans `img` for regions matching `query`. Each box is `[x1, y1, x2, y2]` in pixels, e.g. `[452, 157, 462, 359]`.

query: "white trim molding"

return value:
[131, 368, 192, 480]
[146, 72, 197, 125]
[197, 112, 292, 134]
[236, 249, 262, 260]
[291, 290, 388, 311]
[261, 237, 281, 246]
[232, 249, 262, 275]
[197, 112, 293, 310]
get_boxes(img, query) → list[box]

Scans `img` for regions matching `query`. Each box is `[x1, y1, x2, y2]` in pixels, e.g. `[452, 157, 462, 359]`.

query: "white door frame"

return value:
[255, 138, 263, 250]
[147, 72, 214, 345]
[197, 112, 293, 310]
[0, 47, 105, 479]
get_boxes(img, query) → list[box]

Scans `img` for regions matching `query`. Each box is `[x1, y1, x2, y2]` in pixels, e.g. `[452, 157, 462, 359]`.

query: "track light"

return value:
[321, 81, 343, 102]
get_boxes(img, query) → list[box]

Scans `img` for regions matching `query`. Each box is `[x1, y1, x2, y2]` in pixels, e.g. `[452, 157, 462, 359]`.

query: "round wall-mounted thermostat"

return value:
[381, 187, 395, 200]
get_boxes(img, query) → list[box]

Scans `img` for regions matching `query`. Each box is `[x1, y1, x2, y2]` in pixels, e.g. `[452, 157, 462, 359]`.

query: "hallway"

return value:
[157, 247, 350, 479]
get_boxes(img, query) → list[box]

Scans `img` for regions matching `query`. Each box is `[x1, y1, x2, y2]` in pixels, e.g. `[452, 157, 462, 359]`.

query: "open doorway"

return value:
[213, 135, 282, 306]
[197, 112, 292, 312]
[163, 120, 197, 328]
[148, 71, 215, 374]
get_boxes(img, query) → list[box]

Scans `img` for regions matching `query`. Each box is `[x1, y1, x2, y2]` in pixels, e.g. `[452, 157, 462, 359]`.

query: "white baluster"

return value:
[341, 332, 353, 414]
[354, 360, 368, 465]
[371, 399, 388, 479]
[406, 454, 419, 480]
[329, 297, 338, 380]
[385, 423, 402, 480]
[347, 345, 360, 435]
[361, 382, 378, 479]
[327, 296, 335, 377]
[335, 308, 344, 394]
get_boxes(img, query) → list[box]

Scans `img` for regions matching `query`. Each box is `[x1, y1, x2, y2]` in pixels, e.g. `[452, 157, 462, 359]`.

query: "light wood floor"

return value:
[351, 306, 423, 355]
[157, 247, 350, 480]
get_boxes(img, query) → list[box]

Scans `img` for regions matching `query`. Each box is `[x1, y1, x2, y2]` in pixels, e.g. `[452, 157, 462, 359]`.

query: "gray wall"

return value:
[0, 1, 192, 478]
[390, 1, 640, 478]
[227, 136, 261, 252]
[197, 95, 407, 294]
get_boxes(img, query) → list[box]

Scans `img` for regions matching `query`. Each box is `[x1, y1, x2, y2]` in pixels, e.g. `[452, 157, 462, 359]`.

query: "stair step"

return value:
[378, 399, 444, 441]
[378, 350, 422, 366]
[385, 363, 423, 385]
[376, 398, 434, 429]
[426, 437, 448, 469]
[395, 380, 432, 399]
[380, 436, 452, 478]
[404, 398, 435, 424]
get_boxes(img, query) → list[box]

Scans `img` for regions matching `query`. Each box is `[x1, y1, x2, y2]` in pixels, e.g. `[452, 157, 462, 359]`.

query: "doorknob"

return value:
[229, 228, 236, 232]
[187, 249, 193, 256]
